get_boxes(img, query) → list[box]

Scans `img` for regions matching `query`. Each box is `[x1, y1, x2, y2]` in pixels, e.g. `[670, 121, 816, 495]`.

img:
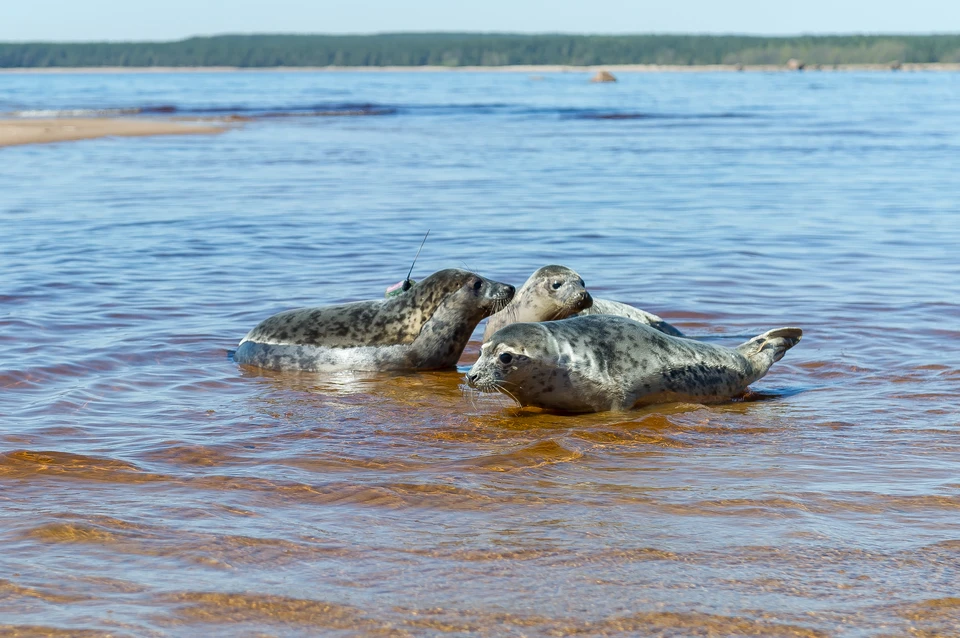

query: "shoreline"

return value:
[0, 117, 232, 148]
[1, 62, 959, 74]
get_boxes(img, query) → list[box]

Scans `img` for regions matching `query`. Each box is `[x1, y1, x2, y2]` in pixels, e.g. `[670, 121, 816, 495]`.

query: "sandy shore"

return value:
[0, 117, 230, 148]
[0, 63, 958, 74]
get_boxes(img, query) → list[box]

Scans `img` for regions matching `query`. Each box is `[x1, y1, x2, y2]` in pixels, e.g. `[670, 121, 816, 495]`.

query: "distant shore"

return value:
[0, 117, 231, 148]
[5, 33, 960, 69]
[2, 62, 959, 74]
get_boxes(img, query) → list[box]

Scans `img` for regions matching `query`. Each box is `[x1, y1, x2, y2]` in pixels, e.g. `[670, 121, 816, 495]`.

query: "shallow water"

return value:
[1, 70, 959, 636]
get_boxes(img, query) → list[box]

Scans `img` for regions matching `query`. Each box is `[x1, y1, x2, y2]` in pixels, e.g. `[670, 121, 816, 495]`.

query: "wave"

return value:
[166, 102, 397, 117]
[573, 110, 757, 120]
[8, 107, 145, 118]
[4, 102, 397, 118]
[4, 102, 756, 121]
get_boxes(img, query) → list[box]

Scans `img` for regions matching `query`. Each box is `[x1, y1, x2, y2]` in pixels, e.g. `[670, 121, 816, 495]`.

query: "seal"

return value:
[241, 268, 509, 349]
[482, 265, 594, 341]
[235, 269, 514, 372]
[482, 265, 682, 340]
[467, 315, 801, 412]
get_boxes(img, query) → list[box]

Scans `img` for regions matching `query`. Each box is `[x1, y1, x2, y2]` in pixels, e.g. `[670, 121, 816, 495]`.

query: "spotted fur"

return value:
[467, 315, 801, 413]
[242, 269, 494, 348]
[236, 270, 514, 372]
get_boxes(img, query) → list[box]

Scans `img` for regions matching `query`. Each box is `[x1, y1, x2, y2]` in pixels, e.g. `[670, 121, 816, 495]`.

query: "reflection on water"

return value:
[1, 70, 959, 636]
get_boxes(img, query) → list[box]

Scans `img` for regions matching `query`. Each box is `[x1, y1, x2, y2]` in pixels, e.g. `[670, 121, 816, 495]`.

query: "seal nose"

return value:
[581, 291, 594, 309]
[505, 284, 516, 297]
[467, 373, 479, 384]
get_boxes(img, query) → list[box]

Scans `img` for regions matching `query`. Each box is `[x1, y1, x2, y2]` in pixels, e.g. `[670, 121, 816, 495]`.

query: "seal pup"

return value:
[482, 265, 593, 341]
[467, 315, 801, 413]
[482, 265, 682, 340]
[235, 270, 514, 372]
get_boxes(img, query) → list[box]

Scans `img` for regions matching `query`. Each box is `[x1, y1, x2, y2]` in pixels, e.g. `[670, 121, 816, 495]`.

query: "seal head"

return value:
[482, 265, 592, 341]
[469, 322, 589, 410]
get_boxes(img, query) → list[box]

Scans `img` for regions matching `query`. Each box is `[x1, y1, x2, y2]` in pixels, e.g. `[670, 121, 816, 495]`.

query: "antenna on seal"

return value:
[403, 229, 430, 291]
[385, 230, 430, 298]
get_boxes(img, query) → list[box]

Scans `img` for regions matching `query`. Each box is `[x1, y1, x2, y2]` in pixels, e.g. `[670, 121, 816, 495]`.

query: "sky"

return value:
[2, 0, 959, 41]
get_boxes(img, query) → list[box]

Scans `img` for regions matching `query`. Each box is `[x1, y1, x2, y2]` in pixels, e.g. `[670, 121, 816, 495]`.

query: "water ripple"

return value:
[1, 70, 959, 636]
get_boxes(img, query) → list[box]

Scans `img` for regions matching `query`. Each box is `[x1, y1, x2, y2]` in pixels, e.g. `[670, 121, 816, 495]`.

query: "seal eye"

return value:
[552, 281, 562, 290]
[472, 279, 483, 291]
[498, 352, 513, 365]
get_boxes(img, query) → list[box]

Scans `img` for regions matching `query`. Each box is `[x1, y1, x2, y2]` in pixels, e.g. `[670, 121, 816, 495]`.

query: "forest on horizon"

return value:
[2, 33, 960, 68]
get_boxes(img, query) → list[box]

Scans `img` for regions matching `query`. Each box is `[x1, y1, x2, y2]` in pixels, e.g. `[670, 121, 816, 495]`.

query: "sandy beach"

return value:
[0, 117, 230, 147]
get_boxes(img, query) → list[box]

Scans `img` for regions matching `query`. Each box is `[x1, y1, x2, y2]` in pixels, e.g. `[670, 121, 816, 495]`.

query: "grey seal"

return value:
[235, 269, 514, 372]
[467, 315, 801, 413]
[482, 265, 682, 341]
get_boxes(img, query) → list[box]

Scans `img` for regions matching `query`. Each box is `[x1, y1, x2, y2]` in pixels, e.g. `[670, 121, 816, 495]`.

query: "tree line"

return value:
[2, 33, 959, 68]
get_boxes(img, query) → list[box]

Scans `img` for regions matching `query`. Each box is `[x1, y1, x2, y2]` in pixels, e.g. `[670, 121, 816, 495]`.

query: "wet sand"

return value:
[0, 117, 230, 147]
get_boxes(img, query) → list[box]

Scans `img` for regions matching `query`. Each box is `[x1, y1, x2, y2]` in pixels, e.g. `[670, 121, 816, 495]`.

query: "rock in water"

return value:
[590, 70, 617, 83]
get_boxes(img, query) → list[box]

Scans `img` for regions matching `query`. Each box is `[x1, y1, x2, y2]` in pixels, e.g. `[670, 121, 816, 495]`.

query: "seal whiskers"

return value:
[490, 380, 522, 407]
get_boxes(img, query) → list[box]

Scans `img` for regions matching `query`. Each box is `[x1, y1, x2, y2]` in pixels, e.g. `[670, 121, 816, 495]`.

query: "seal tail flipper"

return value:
[736, 327, 803, 365]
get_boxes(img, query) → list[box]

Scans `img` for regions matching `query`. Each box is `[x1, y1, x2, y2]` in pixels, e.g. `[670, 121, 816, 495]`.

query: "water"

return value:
[1, 70, 959, 636]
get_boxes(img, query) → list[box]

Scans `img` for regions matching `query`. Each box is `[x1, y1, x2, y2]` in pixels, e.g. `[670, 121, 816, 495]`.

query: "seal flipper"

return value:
[647, 317, 685, 338]
[578, 298, 685, 337]
[736, 327, 803, 365]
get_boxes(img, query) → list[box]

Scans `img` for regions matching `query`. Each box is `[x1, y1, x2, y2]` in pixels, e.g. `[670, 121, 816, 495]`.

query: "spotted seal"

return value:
[235, 270, 514, 372]
[576, 298, 683, 337]
[482, 265, 682, 341]
[467, 315, 801, 412]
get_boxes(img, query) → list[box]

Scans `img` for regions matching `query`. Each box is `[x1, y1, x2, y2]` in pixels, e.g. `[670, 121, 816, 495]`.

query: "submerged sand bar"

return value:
[0, 117, 230, 148]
